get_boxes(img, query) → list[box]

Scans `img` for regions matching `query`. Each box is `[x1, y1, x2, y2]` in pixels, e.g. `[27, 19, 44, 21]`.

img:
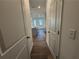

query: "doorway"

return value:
[28, 0, 63, 59]
[29, 0, 46, 41]
[32, 17, 46, 41]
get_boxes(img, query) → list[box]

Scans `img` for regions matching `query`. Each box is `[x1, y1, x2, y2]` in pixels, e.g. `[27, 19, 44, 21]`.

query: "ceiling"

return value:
[29, 0, 46, 8]
[29, 0, 46, 18]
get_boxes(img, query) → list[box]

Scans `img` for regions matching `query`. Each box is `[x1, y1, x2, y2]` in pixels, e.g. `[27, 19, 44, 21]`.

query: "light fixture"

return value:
[38, 6, 40, 8]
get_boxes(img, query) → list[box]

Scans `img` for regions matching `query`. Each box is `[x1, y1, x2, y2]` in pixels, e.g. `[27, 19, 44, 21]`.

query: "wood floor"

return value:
[31, 29, 54, 59]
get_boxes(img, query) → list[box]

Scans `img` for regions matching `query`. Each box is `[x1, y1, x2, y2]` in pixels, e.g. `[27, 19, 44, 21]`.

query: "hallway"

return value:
[0, 0, 79, 59]
[31, 29, 53, 59]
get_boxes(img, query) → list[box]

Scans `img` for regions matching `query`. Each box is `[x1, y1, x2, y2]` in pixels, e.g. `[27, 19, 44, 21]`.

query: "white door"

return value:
[46, 0, 57, 58]
[22, 0, 33, 56]
[49, 0, 57, 56]
[48, 0, 63, 57]
[55, 0, 63, 57]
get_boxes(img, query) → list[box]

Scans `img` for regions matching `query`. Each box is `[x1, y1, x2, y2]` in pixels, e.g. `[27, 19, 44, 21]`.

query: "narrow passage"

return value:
[31, 29, 54, 59]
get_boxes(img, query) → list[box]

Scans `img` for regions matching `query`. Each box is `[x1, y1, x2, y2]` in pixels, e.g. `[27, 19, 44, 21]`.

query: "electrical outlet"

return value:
[69, 29, 76, 40]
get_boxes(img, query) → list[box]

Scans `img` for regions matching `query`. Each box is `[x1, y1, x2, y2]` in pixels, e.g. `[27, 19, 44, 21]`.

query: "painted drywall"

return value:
[60, 0, 79, 59]
[30, 8, 45, 18]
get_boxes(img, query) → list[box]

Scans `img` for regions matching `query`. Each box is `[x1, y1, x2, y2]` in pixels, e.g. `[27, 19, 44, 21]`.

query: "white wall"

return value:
[30, 7, 46, 28]
[31, 8, 45, 18]
[60, 0, 79, 59]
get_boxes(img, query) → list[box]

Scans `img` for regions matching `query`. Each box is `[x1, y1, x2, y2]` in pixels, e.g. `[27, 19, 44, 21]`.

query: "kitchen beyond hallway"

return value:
[31, 29, 54, 59]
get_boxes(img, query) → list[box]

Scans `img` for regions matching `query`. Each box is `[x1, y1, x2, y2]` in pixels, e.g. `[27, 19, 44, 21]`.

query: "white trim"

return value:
[47, 44, 56, 59]
[16, 45, 26, 59]
[0, 36, 27, 56]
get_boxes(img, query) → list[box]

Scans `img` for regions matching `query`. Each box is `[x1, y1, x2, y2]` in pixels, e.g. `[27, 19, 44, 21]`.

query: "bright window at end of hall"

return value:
[34, 20, 36, 26]
[39, 20, 43, 25]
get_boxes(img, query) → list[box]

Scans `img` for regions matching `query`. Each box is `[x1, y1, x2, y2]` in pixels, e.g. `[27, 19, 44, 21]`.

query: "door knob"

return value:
[27, 36, 30, 39]
[48, 31, 50, 33]
[58, 31, 60, 35]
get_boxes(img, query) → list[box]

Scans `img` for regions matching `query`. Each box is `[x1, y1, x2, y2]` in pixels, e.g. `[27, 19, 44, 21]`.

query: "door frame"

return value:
[57, 0, 64, 59]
